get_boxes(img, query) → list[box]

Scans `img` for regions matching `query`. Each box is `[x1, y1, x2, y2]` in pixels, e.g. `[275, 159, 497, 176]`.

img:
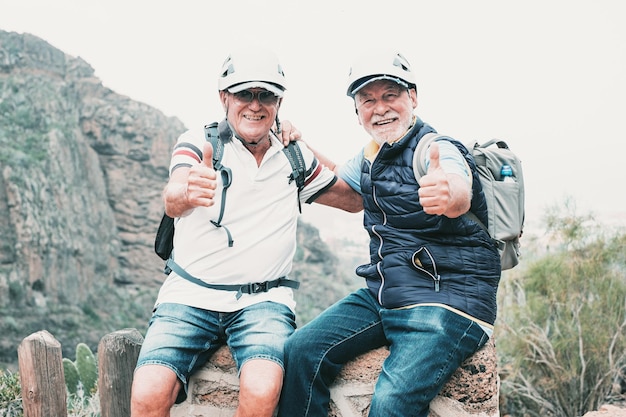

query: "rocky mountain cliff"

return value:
[0, 30, 353, 366]
[0, 30, 181, 292]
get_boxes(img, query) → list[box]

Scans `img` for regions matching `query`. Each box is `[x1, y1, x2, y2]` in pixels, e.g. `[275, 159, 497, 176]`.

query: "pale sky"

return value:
[2, 0, 625, 237]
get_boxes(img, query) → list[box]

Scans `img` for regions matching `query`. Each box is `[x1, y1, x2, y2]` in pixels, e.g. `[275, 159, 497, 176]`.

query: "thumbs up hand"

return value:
[186, 142, 218, 208]
[201, 141, 214, 170]
[418, 142, 451, 216]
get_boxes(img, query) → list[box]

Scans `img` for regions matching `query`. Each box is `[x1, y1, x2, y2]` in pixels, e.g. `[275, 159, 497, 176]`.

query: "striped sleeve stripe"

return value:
[305, 157, 318, 177]
[303, 158, 323, 187]
[170, 163, 192, 174]
[173, 142, 202, 163]
[305, 176, 338, 204]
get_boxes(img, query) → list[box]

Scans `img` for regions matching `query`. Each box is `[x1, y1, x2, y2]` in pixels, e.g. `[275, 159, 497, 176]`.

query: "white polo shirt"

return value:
[155, 127, 337, 313]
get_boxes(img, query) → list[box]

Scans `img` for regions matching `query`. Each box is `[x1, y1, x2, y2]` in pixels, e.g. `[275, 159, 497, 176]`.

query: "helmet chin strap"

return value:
[235, 132, 269, 148]
[228, 122, 270, 148]
[274, 115, 282, 134]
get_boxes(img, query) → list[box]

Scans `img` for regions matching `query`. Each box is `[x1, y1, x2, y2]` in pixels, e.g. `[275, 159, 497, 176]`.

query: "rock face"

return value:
[0, 30, 183, 300]
[0, 29, 185, 361]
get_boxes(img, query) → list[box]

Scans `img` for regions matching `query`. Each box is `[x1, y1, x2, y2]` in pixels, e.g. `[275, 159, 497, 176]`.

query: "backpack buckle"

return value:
[248, 281, 268, 294]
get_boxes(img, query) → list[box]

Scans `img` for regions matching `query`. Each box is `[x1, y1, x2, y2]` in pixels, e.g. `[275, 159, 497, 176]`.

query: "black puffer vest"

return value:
[356, 118, 501, 325]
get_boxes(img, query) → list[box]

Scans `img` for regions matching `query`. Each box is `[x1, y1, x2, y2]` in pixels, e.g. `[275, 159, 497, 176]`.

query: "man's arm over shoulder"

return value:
[314, 177, 363, 213]
[296, 141, 363, 213]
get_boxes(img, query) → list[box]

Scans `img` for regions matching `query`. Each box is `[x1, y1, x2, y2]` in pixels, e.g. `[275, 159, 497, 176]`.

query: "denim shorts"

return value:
[135, 301, 296, 403]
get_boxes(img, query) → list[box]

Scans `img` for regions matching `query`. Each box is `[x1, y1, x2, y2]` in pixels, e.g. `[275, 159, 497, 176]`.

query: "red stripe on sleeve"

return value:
[303, 162, 323, 187]
[173, 148, 202, 163]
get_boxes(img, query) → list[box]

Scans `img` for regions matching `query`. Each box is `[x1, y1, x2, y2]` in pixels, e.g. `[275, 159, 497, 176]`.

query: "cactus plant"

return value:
[62, 343, 98, 398]
[62, 357, 80, 395]
[75, 343, 97, 395]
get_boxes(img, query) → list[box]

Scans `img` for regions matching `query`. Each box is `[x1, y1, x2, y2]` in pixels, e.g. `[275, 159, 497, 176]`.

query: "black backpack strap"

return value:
[166, 258, 300, 299]
[282, 142, 306, 189]
[203, 121, 233, 247]
[282, 142, 307, 213]
[204, 122, 223, 170]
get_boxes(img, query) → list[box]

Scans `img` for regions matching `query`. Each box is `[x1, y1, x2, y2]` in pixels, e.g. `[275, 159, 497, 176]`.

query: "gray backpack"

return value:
[414, 134, 525, 270]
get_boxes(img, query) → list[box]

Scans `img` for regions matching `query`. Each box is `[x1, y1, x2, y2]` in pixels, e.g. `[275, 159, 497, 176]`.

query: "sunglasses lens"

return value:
[258, 91, 278, 105]
[233, 90, 278, 105]
[234, 90, 254, 102]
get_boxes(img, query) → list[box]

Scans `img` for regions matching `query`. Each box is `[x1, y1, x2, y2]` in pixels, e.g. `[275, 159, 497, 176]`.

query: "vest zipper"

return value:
[371, 183, 387, 261]
[412, 247, 441, 292]
[375, 262, 385, 304]
[369, 161, 391, 303]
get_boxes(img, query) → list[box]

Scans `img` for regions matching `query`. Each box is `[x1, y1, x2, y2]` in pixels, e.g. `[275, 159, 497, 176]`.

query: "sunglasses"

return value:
[232, 89, 280, 106]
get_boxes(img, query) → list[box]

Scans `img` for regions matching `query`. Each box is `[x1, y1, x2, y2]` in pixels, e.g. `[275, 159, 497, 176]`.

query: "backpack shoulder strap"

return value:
[282, 141, 306, 191]
[412, 132, 442, 180]
[203, 122, 223, 170]
[281, 141, 307, 213]
[203, 121, 233, 246]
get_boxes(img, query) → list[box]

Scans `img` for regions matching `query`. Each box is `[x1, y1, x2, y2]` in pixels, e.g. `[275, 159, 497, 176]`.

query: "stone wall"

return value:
[170, 338, 499, 417]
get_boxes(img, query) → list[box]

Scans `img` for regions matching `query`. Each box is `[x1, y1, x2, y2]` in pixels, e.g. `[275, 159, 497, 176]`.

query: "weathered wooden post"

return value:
[97, 328, 144, 417]
[17, 330, 67, 417]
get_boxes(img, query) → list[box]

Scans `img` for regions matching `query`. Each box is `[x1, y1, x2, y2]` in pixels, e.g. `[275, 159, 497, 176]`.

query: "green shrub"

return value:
[498, 207, 626, 417]
[0, 369, 23, 417]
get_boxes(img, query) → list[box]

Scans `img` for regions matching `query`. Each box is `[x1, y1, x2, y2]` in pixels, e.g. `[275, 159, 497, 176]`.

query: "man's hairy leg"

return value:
[131, 364, 181, 417]
[234, 359, 284, 417]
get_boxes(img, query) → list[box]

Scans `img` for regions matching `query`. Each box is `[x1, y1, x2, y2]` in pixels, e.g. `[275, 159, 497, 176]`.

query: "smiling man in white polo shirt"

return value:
[130, 48, 362, 417]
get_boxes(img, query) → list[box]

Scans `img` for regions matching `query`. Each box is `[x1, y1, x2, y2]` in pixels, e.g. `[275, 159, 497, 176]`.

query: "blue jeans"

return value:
[277, 288, 488, 417]
[136, 301, 296, 403]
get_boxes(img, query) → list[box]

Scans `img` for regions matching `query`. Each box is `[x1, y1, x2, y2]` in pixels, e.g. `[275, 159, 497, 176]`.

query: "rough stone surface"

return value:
[171, 338, 499, 417]
[582, 405, 626, 417]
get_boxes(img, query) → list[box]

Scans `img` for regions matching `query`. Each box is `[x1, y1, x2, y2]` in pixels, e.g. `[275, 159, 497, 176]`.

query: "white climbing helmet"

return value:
[218, 47, 287, 97]
[346, 50, 417, 97]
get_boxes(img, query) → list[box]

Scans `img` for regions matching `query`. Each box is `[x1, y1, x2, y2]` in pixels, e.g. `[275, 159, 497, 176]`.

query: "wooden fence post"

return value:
[97, 328, 144, 417]
[17, 330, 67, 417]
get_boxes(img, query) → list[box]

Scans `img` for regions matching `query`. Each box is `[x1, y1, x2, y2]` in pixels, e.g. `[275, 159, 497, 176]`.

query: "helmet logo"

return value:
[392, 53, 411, 72]
[221, 63, 235, 79]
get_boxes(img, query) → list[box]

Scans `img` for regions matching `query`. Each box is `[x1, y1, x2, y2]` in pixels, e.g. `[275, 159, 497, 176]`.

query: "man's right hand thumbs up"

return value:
[186, 142, 218, 208]
[201, 141, 214, 170]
